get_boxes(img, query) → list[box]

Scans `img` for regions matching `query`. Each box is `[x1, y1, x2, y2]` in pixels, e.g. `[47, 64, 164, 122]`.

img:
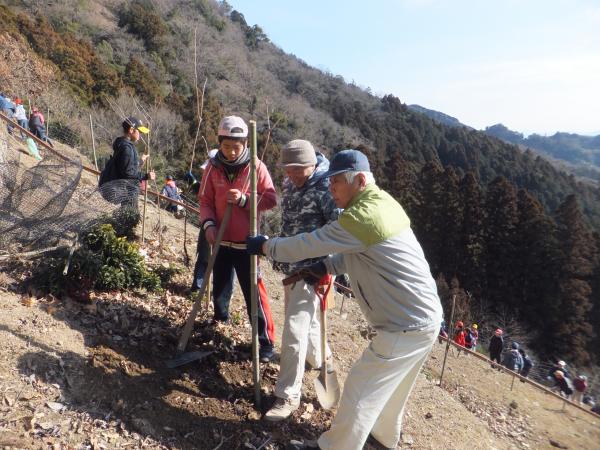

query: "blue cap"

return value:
[322, 149, 370, 178]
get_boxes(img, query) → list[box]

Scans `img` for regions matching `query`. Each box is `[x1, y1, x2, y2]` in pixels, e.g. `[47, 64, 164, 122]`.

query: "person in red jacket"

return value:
[453, 321, 466, 347]
[199, 115, 277, 362]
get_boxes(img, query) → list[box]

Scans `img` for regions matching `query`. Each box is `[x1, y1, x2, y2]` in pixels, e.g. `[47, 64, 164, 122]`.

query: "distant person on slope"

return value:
[263, 139, 339, 422]
[553, 370, 573, 399]
[13, 98, 28, 139]
[99, 117, 155, 211]
[246, 149, 443, 450]
[453, 321, 466, 347]
[519, 348, 533, 381]
[488, 328, 504, 368]
[199, 115, 277, 362]
[471, 323, 479, 352]
[502, 342, 523, 372]
[573, 375, 588, 404]
[161, 175, 183, 214]
[28, 106, 53, 147]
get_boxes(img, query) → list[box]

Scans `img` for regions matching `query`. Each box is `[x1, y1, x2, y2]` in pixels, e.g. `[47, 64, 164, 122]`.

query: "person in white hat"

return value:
[199, 116, 278, 362]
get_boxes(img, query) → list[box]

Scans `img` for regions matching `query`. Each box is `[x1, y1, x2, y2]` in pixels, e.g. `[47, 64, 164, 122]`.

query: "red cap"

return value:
[456, 321, 464, 328]
[15, 98, 22, 105]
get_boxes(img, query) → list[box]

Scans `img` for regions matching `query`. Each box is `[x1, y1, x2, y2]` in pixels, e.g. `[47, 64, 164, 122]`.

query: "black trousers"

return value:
[212, 246, 274, 350]
[490, 351, 502, 364]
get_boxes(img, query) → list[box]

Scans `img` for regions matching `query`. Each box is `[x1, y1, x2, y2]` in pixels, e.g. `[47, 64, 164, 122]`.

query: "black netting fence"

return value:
[0, 123, 139, 254]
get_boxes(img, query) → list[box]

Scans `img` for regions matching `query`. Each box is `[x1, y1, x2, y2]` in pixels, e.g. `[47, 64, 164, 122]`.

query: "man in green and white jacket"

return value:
[247, 149, 443, 450]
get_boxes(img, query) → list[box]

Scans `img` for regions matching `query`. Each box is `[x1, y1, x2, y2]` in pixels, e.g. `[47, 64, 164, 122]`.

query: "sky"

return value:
[226, 0, 600, 136]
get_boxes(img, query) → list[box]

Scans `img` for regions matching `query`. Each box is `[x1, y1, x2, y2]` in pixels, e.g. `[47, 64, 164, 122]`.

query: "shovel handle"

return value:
[176, 204, 233, 353]
[315, 275, 333, 311]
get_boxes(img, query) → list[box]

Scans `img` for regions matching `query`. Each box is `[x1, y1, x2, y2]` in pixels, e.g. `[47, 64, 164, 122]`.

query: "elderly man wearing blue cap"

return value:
[247, 150, 442, 450]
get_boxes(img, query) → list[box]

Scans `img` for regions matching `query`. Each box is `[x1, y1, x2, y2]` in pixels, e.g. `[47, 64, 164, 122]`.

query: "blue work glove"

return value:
[246, 235, 269, 255]
[302, 261, 328, 284]
[184, 171, 197, 185]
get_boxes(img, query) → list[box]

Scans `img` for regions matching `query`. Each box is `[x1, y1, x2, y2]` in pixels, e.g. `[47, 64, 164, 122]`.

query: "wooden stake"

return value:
[249, 120, 261, 408]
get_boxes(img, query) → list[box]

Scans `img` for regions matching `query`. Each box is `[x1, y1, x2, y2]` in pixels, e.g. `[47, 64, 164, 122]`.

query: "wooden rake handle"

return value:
[176, 203, 233, 353]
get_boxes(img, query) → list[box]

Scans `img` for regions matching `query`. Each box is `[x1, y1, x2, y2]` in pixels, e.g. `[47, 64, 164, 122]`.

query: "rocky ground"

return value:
[1, 178, 599, 449]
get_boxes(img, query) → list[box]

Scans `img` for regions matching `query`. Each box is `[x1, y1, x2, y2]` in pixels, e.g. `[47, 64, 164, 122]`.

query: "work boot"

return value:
[259, 346, 275, 363]
[264, 397, 300, 422]
[366, 433, 396, 449]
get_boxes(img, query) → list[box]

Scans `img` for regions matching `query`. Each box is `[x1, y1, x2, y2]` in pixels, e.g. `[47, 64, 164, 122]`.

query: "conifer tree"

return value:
[514, 189, 561, 353]
[484, 176, 518, 310]
[458, 172, 485, 297]
[413, 162, 445, 275]
[553, 195, 594, 365]
[588, 232, 600, 362]
[438, 167, 462, 277]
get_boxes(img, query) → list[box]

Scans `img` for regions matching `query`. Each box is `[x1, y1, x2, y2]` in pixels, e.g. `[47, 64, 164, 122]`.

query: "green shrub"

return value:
[34, 223, 161, 295]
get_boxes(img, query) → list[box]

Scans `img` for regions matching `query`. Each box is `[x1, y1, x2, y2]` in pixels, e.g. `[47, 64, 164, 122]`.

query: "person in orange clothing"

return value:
[453, 320, 466, 347]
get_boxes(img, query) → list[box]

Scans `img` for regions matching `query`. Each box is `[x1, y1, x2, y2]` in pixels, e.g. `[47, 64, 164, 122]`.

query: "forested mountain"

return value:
[408, 104, 467, 129]
[0, 0, 598, 365]
[485, 124, 600, 182]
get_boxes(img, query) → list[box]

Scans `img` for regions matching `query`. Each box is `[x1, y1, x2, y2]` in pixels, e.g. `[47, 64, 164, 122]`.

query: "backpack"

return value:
[99, 156, 117, 187]
[465, 331, 472, 344]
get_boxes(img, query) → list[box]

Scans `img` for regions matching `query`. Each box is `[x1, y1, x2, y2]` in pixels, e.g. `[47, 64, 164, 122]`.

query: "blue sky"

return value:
[226, 0, 600, 136]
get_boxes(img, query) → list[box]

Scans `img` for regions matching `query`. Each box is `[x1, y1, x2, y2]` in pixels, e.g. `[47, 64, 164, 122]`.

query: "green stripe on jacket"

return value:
[338, 184, 410, 246]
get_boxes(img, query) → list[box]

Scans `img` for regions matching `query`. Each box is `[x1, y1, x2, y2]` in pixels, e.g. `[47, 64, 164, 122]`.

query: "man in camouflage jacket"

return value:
[265, 139, 339, 421]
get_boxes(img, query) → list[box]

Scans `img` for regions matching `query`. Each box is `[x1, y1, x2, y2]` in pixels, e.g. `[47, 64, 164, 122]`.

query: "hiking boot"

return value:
[264, 397, 300, 422]
[366, 433, 396, 450]
[259, 346, 275, 363]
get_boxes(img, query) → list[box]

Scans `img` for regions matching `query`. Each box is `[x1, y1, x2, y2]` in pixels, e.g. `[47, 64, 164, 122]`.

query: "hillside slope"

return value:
[1, 133, 599, 448]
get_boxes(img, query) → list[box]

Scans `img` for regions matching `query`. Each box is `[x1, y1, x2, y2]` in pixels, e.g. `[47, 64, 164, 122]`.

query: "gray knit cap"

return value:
[279, 139, 317, 167]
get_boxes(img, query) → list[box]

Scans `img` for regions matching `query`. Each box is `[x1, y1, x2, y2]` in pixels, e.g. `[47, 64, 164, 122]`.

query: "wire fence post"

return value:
[510, 373, 516, 391]
[88, 114, 99, 175]
[439, 295, 456, 387]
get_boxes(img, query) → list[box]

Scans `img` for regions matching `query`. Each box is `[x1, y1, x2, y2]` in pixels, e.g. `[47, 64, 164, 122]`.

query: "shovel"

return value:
[313, 276, 341, 410]
[167, 204, 233, 368]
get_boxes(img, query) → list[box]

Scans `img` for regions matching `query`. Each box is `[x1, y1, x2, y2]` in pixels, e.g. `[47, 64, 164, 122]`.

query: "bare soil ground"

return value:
[1, 150, 599, 449]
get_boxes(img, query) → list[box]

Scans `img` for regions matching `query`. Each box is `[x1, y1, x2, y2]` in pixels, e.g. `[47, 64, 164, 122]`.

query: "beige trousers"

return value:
[318, 324, 437, 450]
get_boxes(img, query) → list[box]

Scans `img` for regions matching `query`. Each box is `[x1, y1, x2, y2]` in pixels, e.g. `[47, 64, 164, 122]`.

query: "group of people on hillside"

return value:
[545, 359, 591, 405]
[0, 93, 53, 147]
[446, 320, 596, 410]
[452, 321, 479, 352]
[98, 113, 444, 450]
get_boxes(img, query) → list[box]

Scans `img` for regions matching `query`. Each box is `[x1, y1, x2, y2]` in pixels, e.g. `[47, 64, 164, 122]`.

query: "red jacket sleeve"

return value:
[198, 164, 217, 228]
[254, 160, 277, 212]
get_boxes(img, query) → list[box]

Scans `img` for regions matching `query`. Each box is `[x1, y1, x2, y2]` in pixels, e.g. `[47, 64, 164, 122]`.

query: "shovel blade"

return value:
[166, 350, 214, 369]
[313, 371, 341, 410]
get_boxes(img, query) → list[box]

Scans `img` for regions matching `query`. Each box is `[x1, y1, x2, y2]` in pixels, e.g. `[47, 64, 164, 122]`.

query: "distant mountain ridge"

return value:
[408, 105, 600, 182]
[485, 124, 600, 182]
[408, 104, 467, 129]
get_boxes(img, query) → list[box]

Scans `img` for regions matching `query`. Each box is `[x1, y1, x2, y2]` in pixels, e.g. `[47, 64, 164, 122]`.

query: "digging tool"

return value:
[166, 350, 214, 369]
[313, 275, 340, 410]
[171, 203, 233, 362]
